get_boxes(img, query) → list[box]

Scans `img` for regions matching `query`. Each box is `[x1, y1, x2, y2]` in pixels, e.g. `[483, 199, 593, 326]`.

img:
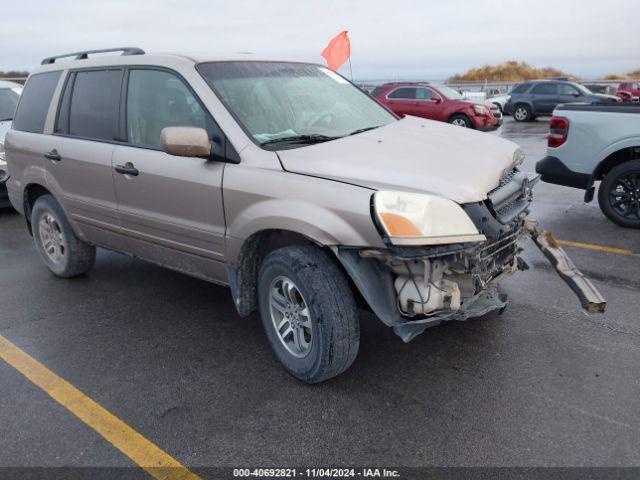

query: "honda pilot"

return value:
[5, 48, 604, 383]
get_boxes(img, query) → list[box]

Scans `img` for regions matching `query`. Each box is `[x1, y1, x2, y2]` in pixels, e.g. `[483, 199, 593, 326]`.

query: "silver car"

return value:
[5, 48, 604, 383]
[0, 80, 22, 208]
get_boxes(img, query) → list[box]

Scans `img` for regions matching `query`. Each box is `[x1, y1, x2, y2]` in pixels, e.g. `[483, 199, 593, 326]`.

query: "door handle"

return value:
[44, 149, 61, 162]
[114, 163, 139, 176]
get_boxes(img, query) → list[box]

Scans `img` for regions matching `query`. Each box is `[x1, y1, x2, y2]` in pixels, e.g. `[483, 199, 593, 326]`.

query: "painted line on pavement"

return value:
[0, 335, 201, 480]
[557, 239, 640, 258]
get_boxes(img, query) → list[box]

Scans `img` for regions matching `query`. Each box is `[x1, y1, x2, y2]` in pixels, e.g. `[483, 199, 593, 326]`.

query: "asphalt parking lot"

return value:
[1, 116, 639, 478]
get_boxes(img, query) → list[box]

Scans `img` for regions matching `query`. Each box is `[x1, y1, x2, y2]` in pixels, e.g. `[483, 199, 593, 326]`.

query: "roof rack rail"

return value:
[41, 47, 145, 65]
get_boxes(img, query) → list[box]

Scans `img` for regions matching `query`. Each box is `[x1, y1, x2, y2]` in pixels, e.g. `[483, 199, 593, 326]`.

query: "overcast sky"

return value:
[2, 0, 639, 80]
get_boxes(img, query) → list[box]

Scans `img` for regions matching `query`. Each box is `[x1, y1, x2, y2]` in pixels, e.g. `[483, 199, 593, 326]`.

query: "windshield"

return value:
[437, 86, 465, 100]
[198, 62, 396, 148]
[0, 88, 21, 121]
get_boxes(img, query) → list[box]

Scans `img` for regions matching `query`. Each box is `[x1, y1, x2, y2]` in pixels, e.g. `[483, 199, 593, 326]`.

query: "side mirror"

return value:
[572, 92, 581, 97]
[432, 96, 442, 103]
[160, 127, 211, 158]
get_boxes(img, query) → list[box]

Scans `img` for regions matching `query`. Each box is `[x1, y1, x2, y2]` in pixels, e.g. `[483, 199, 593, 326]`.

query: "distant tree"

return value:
[0, 70, 29, 78]
[447, 61, 576, 82]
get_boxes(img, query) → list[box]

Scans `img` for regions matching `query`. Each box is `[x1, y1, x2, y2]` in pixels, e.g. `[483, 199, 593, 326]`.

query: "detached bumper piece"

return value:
[524, 219, 606, 313]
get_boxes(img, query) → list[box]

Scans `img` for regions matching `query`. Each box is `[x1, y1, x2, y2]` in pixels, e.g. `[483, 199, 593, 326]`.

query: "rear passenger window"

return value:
[66, 69, 122, 141]
[388, 87, 416, 99]
[13, 71, 61, 133]
[126, 69, 207, 149]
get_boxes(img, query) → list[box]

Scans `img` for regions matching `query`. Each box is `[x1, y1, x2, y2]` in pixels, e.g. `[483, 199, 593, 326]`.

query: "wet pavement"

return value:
[0, 117, 639, 476]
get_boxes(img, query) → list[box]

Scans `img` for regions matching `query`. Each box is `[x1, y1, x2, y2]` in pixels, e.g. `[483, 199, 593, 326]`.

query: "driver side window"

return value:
[126, 69, 207, 149]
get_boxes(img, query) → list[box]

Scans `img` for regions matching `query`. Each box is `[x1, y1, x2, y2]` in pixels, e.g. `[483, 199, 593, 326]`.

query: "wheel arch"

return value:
[23, 183, 54, 235]
[584, 145, 640, 202]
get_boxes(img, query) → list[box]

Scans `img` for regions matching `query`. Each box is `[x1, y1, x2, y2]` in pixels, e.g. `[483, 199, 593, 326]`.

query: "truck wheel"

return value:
[597, 160, 640, 228]
[449, 114, 473, 128]
[31, 195, 96, 277]
[257, 245, 360, 383]
[513, 105, 531, 122]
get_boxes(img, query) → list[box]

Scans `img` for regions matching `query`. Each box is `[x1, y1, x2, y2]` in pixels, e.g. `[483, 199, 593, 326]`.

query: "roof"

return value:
[32, 48, 319, 75]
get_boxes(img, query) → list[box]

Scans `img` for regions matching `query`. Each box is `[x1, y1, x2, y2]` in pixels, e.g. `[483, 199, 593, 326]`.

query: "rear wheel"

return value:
[597, 160, 640, 228]
[449, 114, 473, 128]
[31, 195, 96, 277]
[258, 245, 360, 383]
[513, 105, 532, 122]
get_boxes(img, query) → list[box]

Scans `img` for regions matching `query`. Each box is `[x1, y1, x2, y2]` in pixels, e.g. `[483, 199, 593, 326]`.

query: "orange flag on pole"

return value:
[321, 31, 351, 72]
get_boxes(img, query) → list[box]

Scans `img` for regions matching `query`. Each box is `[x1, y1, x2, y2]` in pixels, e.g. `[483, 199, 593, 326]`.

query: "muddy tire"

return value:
[257, 245, 360, 383]
[31, 195, 96, 277]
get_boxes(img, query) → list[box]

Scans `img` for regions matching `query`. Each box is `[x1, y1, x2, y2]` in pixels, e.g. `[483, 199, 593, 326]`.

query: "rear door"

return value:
[529, 82, 558, 115]
[384, 87, 418, 117]
[111, 67, 227, 280]
[47, 68, 123, 245]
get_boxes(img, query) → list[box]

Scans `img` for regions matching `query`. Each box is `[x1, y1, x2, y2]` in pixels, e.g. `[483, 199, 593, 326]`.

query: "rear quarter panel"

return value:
[549, 109, 640, 175]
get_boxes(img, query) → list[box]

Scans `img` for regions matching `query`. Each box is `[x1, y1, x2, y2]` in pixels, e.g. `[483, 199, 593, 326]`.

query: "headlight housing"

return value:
[373, 191, 486, 246]
[473, 104, 489, 115]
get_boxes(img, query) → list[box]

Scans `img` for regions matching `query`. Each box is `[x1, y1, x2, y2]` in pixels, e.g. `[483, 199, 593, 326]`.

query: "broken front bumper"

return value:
[333, 219, 606, 342]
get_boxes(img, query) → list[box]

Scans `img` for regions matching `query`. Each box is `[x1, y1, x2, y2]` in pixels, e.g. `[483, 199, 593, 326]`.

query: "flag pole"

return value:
[348, 57, 353, 82]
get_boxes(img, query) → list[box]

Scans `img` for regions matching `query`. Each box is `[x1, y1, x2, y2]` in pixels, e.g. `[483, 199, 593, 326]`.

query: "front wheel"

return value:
[513, 105, 532, 122]
[597, 160, 640, 228]
[449, 114, 473, 128]
[31, 195, 96, 277]
[258, 245, 360, 383]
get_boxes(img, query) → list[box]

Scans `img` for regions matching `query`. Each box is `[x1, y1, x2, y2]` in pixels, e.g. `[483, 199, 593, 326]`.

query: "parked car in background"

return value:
[0, 80, 23, 208]
[459, 89, 486, 103]
[582, 83, 617, 96]
[372, 82, 502, 130]
[504, 80, 620, 122]
[5, 48, 601, 383]
[536, 103, 640, 228]
[488, 94, 509, 113]
[617, 82, 640, 103]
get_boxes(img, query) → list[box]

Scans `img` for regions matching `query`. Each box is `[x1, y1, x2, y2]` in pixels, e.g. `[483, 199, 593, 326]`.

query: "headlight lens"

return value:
[473, 104, 488, 115]
[373, 191, 486, 246]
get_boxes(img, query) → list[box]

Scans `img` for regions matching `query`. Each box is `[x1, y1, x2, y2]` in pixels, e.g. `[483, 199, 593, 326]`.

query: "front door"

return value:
[112, 68, 227, 282]
[384, 87, 419, 117]
[530, 82, 558, 115]
[414, 87, 443, 120]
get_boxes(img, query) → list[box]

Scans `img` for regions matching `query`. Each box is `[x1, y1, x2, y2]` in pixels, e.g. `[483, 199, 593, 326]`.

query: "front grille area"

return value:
[472, 226, 522, 286]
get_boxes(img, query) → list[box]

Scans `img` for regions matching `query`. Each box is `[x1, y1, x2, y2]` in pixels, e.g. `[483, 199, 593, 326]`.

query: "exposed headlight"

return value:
[473, 104, 489, 115]
[373, 191, 486, 246]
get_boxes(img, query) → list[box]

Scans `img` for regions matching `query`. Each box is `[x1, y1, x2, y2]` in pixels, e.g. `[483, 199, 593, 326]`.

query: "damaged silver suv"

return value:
[5, 48, 605, 383]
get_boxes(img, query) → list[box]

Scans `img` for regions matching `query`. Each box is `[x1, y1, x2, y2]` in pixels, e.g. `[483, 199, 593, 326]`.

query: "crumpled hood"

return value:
[277, 116, 520, 204]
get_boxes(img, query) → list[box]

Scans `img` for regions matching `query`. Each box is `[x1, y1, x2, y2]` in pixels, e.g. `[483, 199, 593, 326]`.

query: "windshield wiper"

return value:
[260, 134, 339, 146]
[0, 117, 12, 122]
[348, 125, 381, 136]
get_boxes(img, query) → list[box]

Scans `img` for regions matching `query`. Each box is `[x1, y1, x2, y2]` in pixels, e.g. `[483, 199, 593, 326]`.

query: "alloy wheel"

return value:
[38, 213, 66, 264]
[451, 118, 468, 127]
[514, 107, 528, 121]
[269, 275, 313, 358]
[609, 172, 640, 220]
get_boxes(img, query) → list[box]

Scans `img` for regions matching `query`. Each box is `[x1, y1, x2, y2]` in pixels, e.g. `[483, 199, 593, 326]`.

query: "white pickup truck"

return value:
[536, 104, 640, 228]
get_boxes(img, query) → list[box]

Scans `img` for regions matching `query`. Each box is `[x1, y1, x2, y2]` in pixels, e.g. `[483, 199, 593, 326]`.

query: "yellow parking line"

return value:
[557, 239, 640, 258]
[0, 335, 201, 480]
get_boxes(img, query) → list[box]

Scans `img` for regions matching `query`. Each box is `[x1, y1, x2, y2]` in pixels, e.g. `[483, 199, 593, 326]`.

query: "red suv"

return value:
[617, 82, 640, 103]
[371, 82, 502, 131]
